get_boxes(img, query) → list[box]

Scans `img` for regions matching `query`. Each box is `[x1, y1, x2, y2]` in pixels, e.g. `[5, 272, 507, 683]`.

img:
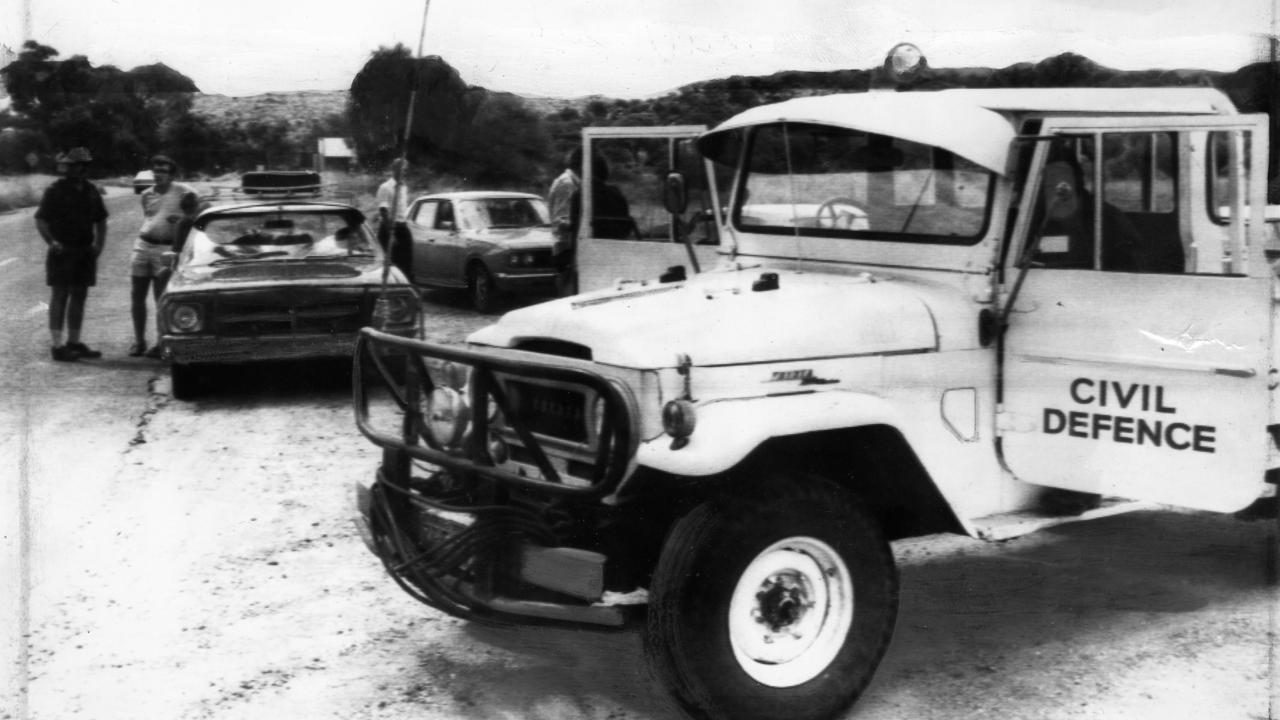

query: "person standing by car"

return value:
[547, 147, 581, 239]
[548, 148, 589, 295]
[376, 158, 413, 280]
[130, 154, 197, 358]
[35, 147, 108, 362]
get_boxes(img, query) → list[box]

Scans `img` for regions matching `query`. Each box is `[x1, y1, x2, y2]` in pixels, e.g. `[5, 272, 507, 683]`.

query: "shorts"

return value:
[46, 245, 96, 287]
[130, 237, 172, 278]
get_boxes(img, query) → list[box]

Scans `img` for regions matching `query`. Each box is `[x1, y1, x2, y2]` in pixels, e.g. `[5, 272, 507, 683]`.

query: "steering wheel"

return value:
[815, 198, 867, 230]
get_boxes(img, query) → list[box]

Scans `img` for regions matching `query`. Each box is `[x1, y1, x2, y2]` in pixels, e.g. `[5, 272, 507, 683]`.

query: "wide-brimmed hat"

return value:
[150, 154, 177, 172]
[62, 147, 93, 164]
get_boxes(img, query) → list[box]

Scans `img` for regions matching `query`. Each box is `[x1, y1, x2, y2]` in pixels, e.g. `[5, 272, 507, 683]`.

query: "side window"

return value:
[1204, 129, 1259, 274]
[1207, 130, 1252, 223]
[412, 201, 438, 227]
[1032, 133, 1182, 274]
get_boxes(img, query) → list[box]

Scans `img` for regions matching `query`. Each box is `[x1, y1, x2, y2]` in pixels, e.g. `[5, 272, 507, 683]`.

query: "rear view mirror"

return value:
[264, 219, 295, 230]
[663, 171, 688, 215]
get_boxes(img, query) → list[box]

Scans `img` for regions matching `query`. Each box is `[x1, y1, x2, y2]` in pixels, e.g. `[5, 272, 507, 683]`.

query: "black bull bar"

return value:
[353, 328, 638, 498]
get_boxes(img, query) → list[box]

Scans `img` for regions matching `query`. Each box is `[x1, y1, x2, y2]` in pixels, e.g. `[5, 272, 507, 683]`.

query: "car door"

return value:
[406, 199, 438, 283]
[575, 126, 724, 293]
[407, 199, 464, 286]
[428, 200, 469, 287]
[998, 113, 1272, 512]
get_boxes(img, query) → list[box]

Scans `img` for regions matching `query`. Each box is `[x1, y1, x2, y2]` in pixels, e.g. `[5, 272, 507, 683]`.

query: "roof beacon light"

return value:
[885, 42, 926, 85]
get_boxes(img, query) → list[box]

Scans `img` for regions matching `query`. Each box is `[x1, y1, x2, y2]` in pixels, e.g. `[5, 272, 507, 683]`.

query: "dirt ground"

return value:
[3, 195, 1279, 720]
[15, 312, 1280, 720]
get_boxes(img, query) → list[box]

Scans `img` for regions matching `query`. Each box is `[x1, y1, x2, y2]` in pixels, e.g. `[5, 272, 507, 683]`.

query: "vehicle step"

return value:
[971, 497, 1158, 541]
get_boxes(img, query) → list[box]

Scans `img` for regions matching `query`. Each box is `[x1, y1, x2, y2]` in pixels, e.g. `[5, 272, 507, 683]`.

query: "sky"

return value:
[0, 0, 1276, 99]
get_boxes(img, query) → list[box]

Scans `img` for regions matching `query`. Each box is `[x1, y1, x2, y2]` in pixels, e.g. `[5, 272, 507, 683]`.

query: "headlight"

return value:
[436, 360, 469, 390]
[373, 292, 418, 326]
[424, 387, 470, 448]
[662, 399, 697, 449]
[167, 303, 203, 333]
[507, 252, 534, 267]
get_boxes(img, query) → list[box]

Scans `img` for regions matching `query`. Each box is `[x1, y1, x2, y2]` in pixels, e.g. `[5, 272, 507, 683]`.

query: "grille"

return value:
[506, 381, 587, 443]
[210, 289, 367, 336]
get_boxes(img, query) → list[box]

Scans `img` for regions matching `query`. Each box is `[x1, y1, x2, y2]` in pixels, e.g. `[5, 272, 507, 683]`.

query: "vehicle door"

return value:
[575, 126, 725, 293]
[406, 198, 438, 282]
[408, 199, 464, 286]
[998, 113, 1272, 512]
[428, 200, 471, 286]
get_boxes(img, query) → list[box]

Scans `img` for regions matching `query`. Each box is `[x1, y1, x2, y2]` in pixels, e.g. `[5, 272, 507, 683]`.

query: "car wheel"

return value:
[645, 473, 898, 720]
[171, 362, 201, 400]
[468, 264, 499, 314]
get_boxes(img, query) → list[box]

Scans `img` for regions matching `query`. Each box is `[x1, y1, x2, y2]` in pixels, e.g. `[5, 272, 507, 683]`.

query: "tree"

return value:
[446, 92, 553, 188]
[347, 45, 481, 168]
[243, 118, 292, 169]
[0, 40, 205, 174]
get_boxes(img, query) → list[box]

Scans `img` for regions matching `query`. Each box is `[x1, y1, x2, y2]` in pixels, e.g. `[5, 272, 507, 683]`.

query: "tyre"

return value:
[468, 264, 499, 314]
[171, 362, 201, 400]
[645, 473, 898, 720]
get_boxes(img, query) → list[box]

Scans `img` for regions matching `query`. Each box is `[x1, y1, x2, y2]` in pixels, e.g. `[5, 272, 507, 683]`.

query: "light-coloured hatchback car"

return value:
[404, 191, 562, 312]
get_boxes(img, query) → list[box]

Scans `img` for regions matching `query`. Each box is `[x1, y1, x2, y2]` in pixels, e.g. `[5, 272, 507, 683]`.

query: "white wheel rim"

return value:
[728, 536, 853, 688]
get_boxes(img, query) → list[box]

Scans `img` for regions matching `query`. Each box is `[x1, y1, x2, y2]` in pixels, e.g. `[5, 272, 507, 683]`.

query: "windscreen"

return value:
[455, 197, 550, 230]
[735, 123, 994, 244]
[187, 209, 378, 267]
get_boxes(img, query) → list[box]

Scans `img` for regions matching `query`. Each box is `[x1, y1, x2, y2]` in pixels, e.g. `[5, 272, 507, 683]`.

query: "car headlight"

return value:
[373, 292, 419, 326]
[167, 303, 203, 333]
[507, 252, 534, 267]
[424, 386, 470, 449]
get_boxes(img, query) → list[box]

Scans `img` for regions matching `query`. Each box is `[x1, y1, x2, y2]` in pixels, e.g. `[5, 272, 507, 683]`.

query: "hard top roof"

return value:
[696, 87, 1238, 175]
[197, 200, 363, 218]
[415, 190, 543, 201]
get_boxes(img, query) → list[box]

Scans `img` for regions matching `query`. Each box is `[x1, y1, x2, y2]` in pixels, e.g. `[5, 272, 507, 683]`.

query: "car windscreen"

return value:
[734, 123, 994, 244]
[455, 198, 551, 231]
[186, 210, 378, 267]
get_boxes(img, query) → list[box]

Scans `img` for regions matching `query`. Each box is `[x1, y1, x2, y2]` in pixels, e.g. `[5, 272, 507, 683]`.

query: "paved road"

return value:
[0, 186, 169, 718]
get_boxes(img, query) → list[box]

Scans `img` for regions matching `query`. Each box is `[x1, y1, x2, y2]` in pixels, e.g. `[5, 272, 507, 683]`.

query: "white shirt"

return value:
[376, 177, 410, 223]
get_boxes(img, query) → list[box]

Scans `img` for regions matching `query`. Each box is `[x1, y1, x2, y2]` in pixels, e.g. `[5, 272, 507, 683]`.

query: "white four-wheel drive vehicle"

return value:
[352, 83, 1278, 720]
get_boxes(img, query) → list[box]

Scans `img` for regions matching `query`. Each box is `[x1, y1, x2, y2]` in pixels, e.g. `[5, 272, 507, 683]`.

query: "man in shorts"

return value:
[131, 154, 197, 358]
[35, 147, 108, 362]
[375, 158, 413, 280]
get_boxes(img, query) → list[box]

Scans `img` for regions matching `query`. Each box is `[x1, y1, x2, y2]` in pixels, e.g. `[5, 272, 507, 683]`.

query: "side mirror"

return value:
[663, 172, 688, 215]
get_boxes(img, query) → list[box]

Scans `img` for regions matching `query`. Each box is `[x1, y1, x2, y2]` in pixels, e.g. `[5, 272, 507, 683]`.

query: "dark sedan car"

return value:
[158, 199, 420, 399]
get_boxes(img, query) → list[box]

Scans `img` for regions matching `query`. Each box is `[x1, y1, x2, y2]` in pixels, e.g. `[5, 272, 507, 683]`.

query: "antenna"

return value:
[377, 0, 432, 328]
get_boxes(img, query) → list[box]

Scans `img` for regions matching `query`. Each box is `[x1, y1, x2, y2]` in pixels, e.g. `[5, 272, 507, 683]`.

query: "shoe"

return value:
[51, 345, 78, 362]
[65, 342, 101, 359]
[128, 342, 147, 357]
[144, 345, 163, 359]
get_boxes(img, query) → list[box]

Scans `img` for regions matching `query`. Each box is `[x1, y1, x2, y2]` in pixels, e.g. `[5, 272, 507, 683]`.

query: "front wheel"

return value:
[170, 362, 202, 400]
[468, 264, 499, 314]
[645, 474, 898, 720]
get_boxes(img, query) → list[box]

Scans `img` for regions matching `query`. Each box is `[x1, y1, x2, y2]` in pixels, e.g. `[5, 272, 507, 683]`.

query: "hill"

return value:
[191, 90, 348, 143]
